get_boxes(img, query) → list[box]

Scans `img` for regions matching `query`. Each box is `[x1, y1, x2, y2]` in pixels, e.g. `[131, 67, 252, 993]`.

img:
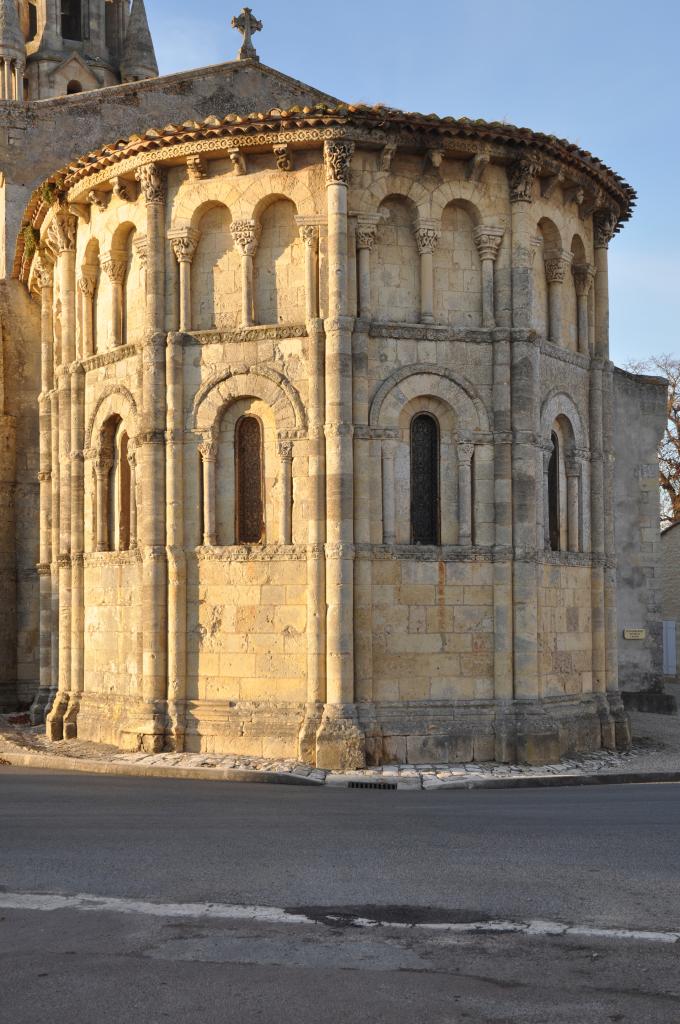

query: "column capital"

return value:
[34, 251, 54, 289]
[277, 439, 294, 461]
[508, 154, 542, 203]
[415, 221, 440, 255]
[95, 453, 113, 478]
[565, 456, 582, 479]
[47, 208, 77, 254]
[101, 252, 127, 284]
[77, 267, 98, 297]
[572, 262, 596, 297]
[297, 222, 318, 246]
[458, 440, 475, 466]
[544, 249, 573, 284]
[168, 227, 201, 264]
[473, 225, 504, 262]
[198, 439, 217, 463]
[356, 221, 378, 251]
[593, 207, 619, 249]
[135, 163, 167, 205]
[324, 139, 355, 186]
[230, 218, 260, 256]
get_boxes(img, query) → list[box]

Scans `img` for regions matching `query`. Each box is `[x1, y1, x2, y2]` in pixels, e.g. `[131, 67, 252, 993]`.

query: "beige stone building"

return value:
[0, 4, 669, 767]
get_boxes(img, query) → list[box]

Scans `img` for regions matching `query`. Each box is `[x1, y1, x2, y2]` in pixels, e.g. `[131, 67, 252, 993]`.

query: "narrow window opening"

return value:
[548, 431, 560, 552]
[27, 3, 38, 42]
[66, 80, 83, 94]
[235, 416, 264, 543]
[61, 0, 83, 40]
[410, 413, 440, 545]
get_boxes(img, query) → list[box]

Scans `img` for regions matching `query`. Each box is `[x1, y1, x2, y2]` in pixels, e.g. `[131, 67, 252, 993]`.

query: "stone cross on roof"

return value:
[232, 7, 263, 62]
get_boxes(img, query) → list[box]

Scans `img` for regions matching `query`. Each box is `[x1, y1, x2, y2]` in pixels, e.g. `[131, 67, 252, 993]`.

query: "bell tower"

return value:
[16, 0, 157, 100]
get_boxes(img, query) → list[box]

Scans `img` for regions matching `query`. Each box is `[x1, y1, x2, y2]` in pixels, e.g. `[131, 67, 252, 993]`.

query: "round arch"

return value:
[369, 363, 491, 435]
[192, 367, 306, 435]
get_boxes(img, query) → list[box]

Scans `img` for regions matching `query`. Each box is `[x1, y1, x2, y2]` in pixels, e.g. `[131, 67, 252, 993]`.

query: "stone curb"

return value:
[0, 751, 323, 786]
[3, 751, 680, 791]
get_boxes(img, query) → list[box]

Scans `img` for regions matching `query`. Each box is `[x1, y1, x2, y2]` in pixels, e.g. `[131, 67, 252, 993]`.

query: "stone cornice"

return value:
[81, 343, 138, 373]
[539, 340, 590, 370]
[185, 325, 307, 345]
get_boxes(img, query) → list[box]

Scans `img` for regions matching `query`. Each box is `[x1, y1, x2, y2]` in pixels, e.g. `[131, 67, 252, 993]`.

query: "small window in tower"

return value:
[66, 80, 83, 94]
[410, 413, 440, 545]
[61, 0, 83, 41]
[27, 3, 38, 42]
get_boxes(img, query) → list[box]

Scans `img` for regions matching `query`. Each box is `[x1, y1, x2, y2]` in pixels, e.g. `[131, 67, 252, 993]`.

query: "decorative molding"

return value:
[186, 324, 307, 346]
[369, 322, 496, 344]
[81, 343, 137, 373]
[194, 544, 308, 563]
[135, 163, 167, 205]
[324, 140, 355, 185]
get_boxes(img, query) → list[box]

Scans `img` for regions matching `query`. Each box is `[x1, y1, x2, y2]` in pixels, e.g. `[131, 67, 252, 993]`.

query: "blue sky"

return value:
[145, 0, 678, 367]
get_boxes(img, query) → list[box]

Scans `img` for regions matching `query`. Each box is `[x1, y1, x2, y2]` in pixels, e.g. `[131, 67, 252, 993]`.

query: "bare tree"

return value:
[626, 354, 680, 527]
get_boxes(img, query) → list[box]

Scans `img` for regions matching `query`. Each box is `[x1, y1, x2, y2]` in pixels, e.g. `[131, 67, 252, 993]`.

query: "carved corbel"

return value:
[466, 151, 490, 182]
[593, 207, 619, 249]
[229, 149, 247, 175]
[540, 168, 565, 199]
[508, 154, 542, 203]
[274, 144, 293, 171]
[564, 186, 585, 207]
[379, 142, 397, 172]
[87, 190, 109, 213]
[426, 148, 444, 171]
[187, 155, 208, 180]
[112, 176, 137, 202]
[579, 188, 604, 221]
[69, 203, 90, 224]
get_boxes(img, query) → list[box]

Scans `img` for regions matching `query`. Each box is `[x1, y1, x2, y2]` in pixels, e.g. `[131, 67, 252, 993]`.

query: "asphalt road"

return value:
[2, 769, 680, 1023]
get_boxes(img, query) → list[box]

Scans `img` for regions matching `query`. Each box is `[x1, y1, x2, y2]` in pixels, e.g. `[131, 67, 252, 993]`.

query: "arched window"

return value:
[548, 431, 560, 551]
[101, 418, 131, 552]
[27, 2, 38, 42]
[235, 416, 264, 543]
[66, 80, 83, 95]
[410, 413, 439, 544]
[61, 0, 82, 40]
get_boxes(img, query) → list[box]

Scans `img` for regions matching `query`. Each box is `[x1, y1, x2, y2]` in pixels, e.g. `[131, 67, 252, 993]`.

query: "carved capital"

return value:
[458, 441, 475, 466]
[198, 439, 217, 463]
[473, 225, 504, 262]
[565, 456, 582, 479]
[133, 235, 148, 270]
[508, 155, 542, 203]
[230, 218, 259, 256]
[273, 144, 293, 171]
[169, 228, 201, 264]
[34, 252, 53, 290]
[593, 207, 619, 249]
[101, 253, 127, 285]
[78, 269, 97, 297]
[298, 223, 318, 247]
[95, 452, 113, 477]
[47, 209, 78, 254]
[572, 262, 596, 298]
[324, 140, 354, 185]
[187, 155, 208, 180]
[277, 440, 294, 461]
[135, 163, 167, 205]
[415, 222, 440, 255]
[229, 149, 247, 176]
[356, 222, 378, 251]
[544, 249, 573, 284]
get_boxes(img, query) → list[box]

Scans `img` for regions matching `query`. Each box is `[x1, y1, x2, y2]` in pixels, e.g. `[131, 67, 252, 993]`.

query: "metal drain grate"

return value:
[347, 781, 398, 791]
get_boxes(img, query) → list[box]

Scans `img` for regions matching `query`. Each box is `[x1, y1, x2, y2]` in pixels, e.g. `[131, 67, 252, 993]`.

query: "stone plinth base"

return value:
[622, 689, 678, 715]
[76, 693, 168, 753]
[315, 704, 366, 771]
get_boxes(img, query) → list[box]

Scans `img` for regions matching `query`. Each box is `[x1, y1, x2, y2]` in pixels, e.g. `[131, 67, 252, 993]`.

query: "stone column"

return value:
[65, 363, 85, 738]
[166, 333, 186, 750]
[381, 440, 396, 544]
[78, 268, 97, 358]
[199, 439, 217, 546]
[135, 162, 168, 751]
[316, 139, 364, 770]
[231, 219, 259, 327]
[492, 331, 514, 735]
[101, 252, 127, 348]
[458, 441, 474, 546]
[541, 444, 552, 550]
[95, 453, 112, 550]
[13, 62, 23, 101]
[297, 222, 320, 321]
[589, 356, 611, 734]
[415, 221, 440, 324]
[508, 155, 541, 327]
[277, 440, 294, 545]
[573, 263, 595, 355]
[544, 250, 572, 346]
[473, 227, 504, 328]
[565, 456, 580, 553]
[46, 208, 77, 740]
[127, 447, 138, 549]
[593, 209, 617, 359]
[356, 219, 379, 320]
[169, 229, 200, 333]
[49, 391, 59, 714]
[32, 257, 54, 722]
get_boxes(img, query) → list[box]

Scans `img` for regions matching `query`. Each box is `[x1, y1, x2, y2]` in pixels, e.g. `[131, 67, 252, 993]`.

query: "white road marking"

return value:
[1, 892, 678, 944]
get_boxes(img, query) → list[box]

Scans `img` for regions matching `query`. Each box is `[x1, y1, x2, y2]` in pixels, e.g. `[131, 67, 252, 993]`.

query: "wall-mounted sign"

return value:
[623, 628, 647, 641]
